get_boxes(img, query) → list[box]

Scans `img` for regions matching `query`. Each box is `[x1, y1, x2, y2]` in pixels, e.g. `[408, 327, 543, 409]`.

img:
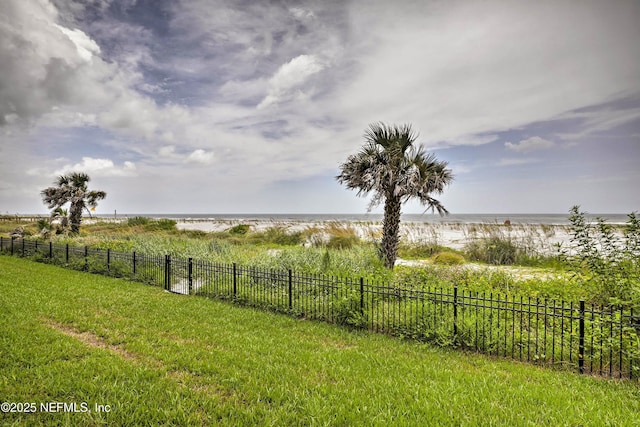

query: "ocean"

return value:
[96, 213, 633, 225]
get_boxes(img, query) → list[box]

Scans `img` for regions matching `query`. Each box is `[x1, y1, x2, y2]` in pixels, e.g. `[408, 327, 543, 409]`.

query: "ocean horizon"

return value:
[85, 212, 632, 225]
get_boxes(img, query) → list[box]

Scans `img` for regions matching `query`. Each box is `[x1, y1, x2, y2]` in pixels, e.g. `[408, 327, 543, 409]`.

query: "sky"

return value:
[1, 0, 639, 215]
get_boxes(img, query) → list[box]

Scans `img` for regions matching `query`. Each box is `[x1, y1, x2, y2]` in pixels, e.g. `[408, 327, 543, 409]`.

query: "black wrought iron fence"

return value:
[1, 237, 638, 380]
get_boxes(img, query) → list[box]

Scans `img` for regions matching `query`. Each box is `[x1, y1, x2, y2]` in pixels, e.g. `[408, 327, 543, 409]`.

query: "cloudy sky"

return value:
[1, 0, 639, 215]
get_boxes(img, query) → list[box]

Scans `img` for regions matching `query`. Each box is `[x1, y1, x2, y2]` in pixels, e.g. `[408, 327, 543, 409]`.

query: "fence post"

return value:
[578, 300, 585, 374]
[164, 255, 171, 291]
[84, 246, 88, 270]
[233, 263, 237, 298]
[132, 251, 137, 275]
[288, 269, 293, 312]
[188, 258, 193, 294]
[107, 248, 111, 273]
[49, 241, 52, 260]
[631, 308, 635, 380]
[21, 238, 25, 256]
[453, 286, 459, 340]
[11, 237, 14, 256]
[66, 243, 69, 263]
[360, 277, 364, 315]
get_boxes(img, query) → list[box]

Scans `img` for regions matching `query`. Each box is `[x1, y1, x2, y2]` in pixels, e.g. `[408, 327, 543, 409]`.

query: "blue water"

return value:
[96, 213, 632, 225]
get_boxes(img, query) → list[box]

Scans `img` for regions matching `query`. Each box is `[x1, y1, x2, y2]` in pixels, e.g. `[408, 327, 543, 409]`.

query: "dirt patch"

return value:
[43, 319, 141, 362]
[43, 319, 236, 400]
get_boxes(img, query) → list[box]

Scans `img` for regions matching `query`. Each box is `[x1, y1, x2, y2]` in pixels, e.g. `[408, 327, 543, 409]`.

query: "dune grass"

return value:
[1, 256, 639, 426]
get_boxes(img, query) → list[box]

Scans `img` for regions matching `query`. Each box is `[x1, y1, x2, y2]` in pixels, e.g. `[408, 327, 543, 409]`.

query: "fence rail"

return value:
[2, 236, 638, 380]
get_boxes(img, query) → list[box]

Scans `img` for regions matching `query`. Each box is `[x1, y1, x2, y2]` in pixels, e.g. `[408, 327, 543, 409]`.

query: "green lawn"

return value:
[1, 256, 638, 426]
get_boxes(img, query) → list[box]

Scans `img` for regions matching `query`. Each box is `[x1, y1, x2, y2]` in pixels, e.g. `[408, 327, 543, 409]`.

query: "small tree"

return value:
[41, 172, 106, 234]
[563, 205, 640, 308]
[337, 123, 453, 268]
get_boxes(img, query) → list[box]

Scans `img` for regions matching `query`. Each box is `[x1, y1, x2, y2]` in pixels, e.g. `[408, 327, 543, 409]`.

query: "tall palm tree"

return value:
[337, 122, 453, 268]
[41, 172, 106, 234]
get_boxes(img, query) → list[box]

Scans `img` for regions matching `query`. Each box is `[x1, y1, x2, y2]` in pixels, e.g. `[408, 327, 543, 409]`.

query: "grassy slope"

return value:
[1, 256, 639, 426]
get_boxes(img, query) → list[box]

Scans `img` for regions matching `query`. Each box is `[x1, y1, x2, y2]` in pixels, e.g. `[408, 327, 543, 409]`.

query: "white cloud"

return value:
[159, 145, 177, 157]
[258, 55, 325, 109]
[186, 149, 215, 165]
[505, 137, 555, 153]
[555, 107, 640, 140]
[53, 24, 101, 62]
[52, 157, 137, 177]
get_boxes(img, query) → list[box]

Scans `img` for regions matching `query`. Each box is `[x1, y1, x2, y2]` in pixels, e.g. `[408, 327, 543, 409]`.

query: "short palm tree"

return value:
[41, 172, 106, 234]
[337, 123, 453, 268]
[51, 207, 70, 235]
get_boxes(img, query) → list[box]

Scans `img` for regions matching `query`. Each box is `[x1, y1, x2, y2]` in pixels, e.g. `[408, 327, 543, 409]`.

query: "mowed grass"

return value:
[1, 257, 638, 426]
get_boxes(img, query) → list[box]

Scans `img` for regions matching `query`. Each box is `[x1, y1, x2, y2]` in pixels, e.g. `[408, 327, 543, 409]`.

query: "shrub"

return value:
[431, 252, 465, 265]
[325, 224, 359, 250]
[331, 290, 367, 328]
[465, 236, 524, 265]
[208, 239, 231, 255]
[562, 206, 640, 308]
[146, 219, 177, 232]
[181, 230, 208, 239]
[398, 243, 444, 259]
[259, 227, 302, 245]
[228, 224, 251, 235]
[37, 219, 53, 238]
[326, 235, 358, 250]
[128, 216, 151, 226]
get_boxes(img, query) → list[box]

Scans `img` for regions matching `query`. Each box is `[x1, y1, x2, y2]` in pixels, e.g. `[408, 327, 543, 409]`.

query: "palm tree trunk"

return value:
[69, 201, 83, 234]
[381, 194, 401, 269]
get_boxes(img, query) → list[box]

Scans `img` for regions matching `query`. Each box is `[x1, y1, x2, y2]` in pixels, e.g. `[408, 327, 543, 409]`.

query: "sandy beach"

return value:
[174, 219, 579, 255]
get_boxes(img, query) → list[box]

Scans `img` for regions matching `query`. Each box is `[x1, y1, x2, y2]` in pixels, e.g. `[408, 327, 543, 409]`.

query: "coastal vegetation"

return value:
[2, 207, 638, 309]
[1, 256, 638, 425]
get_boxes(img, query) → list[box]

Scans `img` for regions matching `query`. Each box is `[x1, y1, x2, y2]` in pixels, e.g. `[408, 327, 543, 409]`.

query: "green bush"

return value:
[128, 216, 151, 226]
[181, 230, 208, 239]
[398, 243, 454, 259]
[431, 252, 465, 265]
[331, 290, 367, 328]
[208, 239, 232, 255]
[465, 236, 524, 265]
[228, 224, 251, 235]
[127, 217, 176, 232]
[323, 224, 360, 250]
[562, 206, 640, 308]
[258, 227, 302, 245]
[326, 235, 358, 250]
[149, 219, 177, 231]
